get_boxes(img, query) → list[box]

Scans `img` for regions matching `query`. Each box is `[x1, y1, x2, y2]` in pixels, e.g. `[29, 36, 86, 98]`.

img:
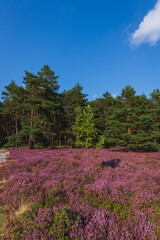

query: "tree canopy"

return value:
[0, 65, 160, 152]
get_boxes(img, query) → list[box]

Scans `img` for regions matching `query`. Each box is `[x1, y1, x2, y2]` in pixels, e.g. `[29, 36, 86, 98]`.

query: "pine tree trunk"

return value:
[116, 132, 118, 147]
[153, 104, 156, 143]
[28, 110, 34, 149]
[52, 134, 54, 147]
[127, 100, 131, 135]
[59, 134, 61, 146]
[59, 117, 61, 146]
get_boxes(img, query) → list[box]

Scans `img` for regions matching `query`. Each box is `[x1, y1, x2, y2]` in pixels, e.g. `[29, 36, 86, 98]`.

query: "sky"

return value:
[0, 0, 160, 100]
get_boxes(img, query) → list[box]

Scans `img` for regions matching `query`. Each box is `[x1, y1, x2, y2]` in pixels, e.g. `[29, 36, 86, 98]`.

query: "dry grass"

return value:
[0, 179, 6, 190]
[0, 179, 6, 185]
[0, 210, 6, 236]
[15, 202, 31, 217]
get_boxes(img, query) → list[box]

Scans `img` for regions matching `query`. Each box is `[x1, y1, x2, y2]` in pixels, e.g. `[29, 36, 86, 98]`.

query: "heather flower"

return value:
[0, 148, 159, 239]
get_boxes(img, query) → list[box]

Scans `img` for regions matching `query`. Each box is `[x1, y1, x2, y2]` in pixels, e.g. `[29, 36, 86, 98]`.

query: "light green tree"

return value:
[73, 105, 97, 170]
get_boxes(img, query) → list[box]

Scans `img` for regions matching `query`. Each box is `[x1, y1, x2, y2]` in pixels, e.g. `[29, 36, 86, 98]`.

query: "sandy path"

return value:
[0, 151, 9, 164]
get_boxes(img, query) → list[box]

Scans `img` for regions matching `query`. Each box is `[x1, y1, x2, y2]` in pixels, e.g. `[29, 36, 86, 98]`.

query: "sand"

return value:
[0, 151, 9, 164]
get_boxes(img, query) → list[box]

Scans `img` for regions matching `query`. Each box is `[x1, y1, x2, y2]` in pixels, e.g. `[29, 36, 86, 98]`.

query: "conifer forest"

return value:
[0, 65, 160, 151]
[0, 66, 160, 239]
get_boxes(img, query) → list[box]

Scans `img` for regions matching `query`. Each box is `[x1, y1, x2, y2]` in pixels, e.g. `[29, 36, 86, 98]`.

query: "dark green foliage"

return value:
[23, 65, 60, 148]
[0, 67, 160, 152]
[1, 65, 62, 148]
[1, 81, 26, 147]
[128, 142, 159, 152]
[150, 89, 160, 144]
[62, 82, 88, 146]
[103, 86, 159, 151]
[90, 91, 114, 138]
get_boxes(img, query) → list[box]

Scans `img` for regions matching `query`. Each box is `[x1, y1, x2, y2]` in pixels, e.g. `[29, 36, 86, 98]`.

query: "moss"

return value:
[150, 202, 160, 224]
[85, 197, 133, 220]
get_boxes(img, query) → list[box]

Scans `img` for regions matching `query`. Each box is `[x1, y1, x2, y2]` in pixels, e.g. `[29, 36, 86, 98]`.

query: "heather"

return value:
[0, 148, 160, 239]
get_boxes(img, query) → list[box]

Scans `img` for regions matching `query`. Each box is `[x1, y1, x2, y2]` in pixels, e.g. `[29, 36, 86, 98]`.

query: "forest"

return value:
[0, 66, 160, 239]
[0, 65, 160, 151]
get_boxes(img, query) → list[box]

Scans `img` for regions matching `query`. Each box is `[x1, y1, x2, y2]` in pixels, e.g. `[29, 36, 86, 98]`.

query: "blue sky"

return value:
[0, 0, 159, 100]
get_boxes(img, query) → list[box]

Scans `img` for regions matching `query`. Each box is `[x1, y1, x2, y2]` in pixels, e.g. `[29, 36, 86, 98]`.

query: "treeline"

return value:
[0, 65, 160, 151]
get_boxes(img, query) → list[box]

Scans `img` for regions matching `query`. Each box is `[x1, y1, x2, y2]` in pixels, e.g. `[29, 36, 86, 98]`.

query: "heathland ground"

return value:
[0, 148, 160, 239]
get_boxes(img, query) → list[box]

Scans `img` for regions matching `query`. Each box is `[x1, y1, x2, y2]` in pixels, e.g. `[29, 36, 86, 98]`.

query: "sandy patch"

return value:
[0, 151, 9, 164]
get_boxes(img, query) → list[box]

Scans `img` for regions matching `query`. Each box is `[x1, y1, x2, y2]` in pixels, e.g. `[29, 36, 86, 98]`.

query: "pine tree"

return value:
[1, 81, 26, 147]
[103, 94, 126, 147]
[22, 65, 60, 148]
[150, 89, 160, 144]
[103, 86, 158, 151]
[90, 91, 114, 138]
[63, 82, 88, 146]
[124, 94, 158, 151]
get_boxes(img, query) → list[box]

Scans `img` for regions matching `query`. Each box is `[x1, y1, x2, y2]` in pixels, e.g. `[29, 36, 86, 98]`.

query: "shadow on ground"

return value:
[101, 159, 121, 169]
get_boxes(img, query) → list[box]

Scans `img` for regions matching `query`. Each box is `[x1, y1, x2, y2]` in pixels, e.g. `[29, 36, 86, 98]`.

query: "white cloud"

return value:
[131, 0, 160, 46]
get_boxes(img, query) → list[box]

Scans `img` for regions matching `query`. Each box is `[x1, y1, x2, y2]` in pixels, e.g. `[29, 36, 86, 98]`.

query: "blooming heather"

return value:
[0, 148, 159, 239]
